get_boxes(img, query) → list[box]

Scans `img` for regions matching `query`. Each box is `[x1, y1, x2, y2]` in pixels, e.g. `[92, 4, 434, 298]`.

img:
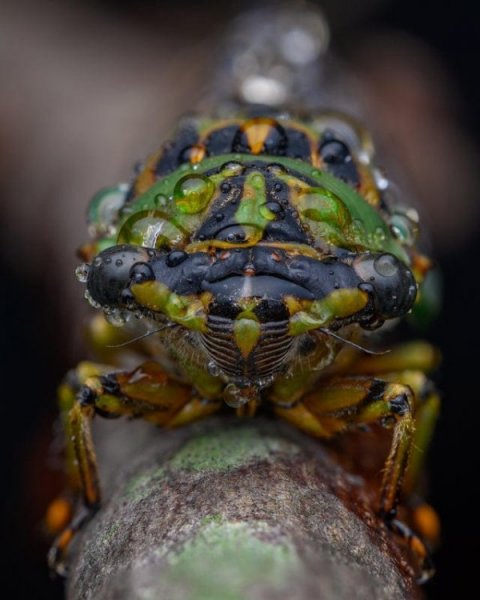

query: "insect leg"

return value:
[274, 376, 433, 581]
[343, 341, 441, 546]
[47, 360, 220, 574]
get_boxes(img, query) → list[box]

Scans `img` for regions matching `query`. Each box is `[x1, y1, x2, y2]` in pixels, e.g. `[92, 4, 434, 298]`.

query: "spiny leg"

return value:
[346, 341, 441, 547]
[47, 360, 221, 574]
[273, 375, 433, 581]
[275, 377, 416, 514]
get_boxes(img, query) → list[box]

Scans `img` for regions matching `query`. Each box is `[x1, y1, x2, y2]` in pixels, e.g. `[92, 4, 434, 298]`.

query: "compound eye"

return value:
[354, 253, 417, 321]
[319, 133, 360, 186]
[86, 245, 149, 307]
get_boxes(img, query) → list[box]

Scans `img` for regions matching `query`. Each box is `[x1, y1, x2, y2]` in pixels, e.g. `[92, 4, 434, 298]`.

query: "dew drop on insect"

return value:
[75, 263, 90, 283]
[251, 173, 264, 187]
[374, 226, 386, 244]
[266, 163, 286, 175]
[374, 254, 398, 278]
[207, 361, 222, 377]
[174, 174, 215, 214]
[223, 383, 249, 408]
[221, 161, 244, 176]
[104, 307, 128, 327]
[263, 201, 284, 219]
[153, 194, 168, 207]
[166, 250, 188, 268]
[93, 256, 102, 267]
[350, 219, 364, 238]
[84, 289, 101, 309]
[115, 259, 123, 267]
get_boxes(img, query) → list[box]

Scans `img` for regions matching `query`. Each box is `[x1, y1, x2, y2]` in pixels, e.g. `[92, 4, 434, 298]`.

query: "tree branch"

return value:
[67, 417, 421, 600]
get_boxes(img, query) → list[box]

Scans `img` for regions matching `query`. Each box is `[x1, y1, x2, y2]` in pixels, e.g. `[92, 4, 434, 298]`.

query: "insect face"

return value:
[83, 157, 417, 398]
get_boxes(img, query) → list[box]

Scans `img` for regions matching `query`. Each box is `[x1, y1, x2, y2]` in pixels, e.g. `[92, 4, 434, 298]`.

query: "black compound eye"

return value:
[129, 262, 155, 284]
[353, 253, 417, 321]
[319, 135, 360, 187]
[86, 245, 150, 306]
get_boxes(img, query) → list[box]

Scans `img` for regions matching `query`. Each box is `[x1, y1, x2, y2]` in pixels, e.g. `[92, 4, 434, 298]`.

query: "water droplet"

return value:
[84, 289, 101, 309]
[215, 212, 224, 222]
[104, 307, 128, 327]
[118, 210, 185, 249]
[153, 194, 168, 207]
[220, 181, 231, 193]
[221, 161, 244, 176]
[251, 173, 264, 186]
[351, 219, 364, 236]
[207, 361, 221, 377]
[223, 383, 249, 408]
[174, 174, 215, 214]
[115, 259, 123, 267]
[166, 250, 188, 268]
[374, 226, 386, 244]
[373, 168, 389, 190]
[266, 163, 286, 175]
[93, 257, 102, 267]
[265, 201, 283, 216]
[130, 262, 155, 284]
[75, 263, 90, 283]
[227, 230, 246, 243]
[374, 254, 398, 278]
[274, 182, 283, 193]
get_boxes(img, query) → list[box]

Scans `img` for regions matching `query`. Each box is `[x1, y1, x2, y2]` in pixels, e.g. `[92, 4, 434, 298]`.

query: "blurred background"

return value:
[1, 0, 478, 597]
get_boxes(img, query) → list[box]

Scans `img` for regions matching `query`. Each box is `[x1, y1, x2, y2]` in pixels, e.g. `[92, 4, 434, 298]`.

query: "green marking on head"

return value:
[288, 288, 369, 336]
[234, 317, 262, 358]
[130, 281, 207, 331]
[233, 171, 275, 244]
[90, 153, 409, 262]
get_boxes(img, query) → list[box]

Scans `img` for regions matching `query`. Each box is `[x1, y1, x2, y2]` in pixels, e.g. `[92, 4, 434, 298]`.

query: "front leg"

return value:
[275, 376, 415, 516]
[273, 376, 432, 581]
[47, 360, 221, 574]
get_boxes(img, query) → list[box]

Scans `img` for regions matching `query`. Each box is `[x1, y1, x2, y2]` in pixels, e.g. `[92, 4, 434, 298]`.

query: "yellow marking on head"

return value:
[241, 117, 277, 154]
[288, 288, 369, 336]
[188, 144, 206, 164]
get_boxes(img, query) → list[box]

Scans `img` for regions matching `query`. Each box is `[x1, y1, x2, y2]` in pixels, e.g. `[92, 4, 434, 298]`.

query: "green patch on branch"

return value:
[167, 426, 300, 473]
[123, 466, 166, 502]
[160, 521, 300, 600]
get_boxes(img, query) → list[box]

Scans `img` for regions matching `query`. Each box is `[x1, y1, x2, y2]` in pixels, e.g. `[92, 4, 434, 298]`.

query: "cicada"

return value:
[46, 12, 440, 585]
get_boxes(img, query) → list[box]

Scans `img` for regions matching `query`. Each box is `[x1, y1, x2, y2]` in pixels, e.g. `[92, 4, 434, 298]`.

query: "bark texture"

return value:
[67, 416, 421, 600]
